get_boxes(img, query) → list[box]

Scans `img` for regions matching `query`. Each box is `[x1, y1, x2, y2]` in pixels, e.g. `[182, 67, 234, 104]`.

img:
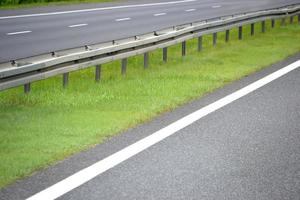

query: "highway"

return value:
[0, 53, 299, 200]
[0, 0, 299, 63]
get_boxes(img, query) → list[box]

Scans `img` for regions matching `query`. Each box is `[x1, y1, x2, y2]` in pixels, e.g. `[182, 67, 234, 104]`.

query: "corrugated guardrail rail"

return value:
[0, 4, 300, 93]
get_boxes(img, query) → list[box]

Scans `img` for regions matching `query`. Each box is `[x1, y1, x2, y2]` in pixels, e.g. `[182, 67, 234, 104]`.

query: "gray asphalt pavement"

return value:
[0, 0, 299, 63]
[0, 53, 299, 200]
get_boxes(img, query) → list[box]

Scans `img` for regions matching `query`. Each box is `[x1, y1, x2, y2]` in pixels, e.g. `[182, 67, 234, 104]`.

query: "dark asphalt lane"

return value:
[0, 53, 299, 200]
[0, 0, 299, 63]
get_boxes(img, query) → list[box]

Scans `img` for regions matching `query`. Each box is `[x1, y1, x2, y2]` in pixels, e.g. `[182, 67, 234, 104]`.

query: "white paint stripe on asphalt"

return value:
[27, 60, 300, 200]
[0, 0, 197, 20]
[68, 23, 88, 28]
[6, 30, 32, 35]
[212, 5, 222, 8]
[115, 17, 131, 22]
[154, 13, 166, 16]
[185, 9, 196, 12]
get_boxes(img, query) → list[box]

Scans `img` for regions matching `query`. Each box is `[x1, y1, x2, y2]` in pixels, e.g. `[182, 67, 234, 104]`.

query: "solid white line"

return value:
[68, 23, 88, 28]
[185, 9, 196, 12]
[6, 30, 32, 35]
[0, 0, 197, 20]
[115, 17, 131, 22]
[27, 60, 300, 200]
[154, 13, 166, 16]
[212, 5, 222, 8]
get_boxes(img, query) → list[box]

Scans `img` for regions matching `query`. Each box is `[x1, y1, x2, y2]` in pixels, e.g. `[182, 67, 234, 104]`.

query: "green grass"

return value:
[0, 0, 117, 9]
[0, 20, 300, 188]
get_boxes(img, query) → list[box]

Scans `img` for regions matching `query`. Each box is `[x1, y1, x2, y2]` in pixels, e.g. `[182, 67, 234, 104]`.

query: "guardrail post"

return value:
[95, 65, 101, 82]
[281, 18, 286, 26]
[213, 33, 217, 46]
[182, 41, 186, 56]
[225, 30, 230, 42]
[144, 52, 149, 69]
[251, 23, 255, 36]
[290, 16, 294, 24]
[198, 36, 202, 52]
[238, 26, 243, 40]
[298, 14, 300, 23]
[24, 83, 31, 94]
[271, 19, 275, 28]
[261, 21, 266, 33]
[163, 47, 168, 62]
[63, 73, 69, 88]
[121, 58, 127, 75]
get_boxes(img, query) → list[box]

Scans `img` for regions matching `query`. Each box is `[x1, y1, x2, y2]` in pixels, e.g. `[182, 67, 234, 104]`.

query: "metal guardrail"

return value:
[0, 4, 300, 92]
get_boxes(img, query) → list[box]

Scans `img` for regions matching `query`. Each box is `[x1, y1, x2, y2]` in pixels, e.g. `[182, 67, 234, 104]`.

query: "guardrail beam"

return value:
[198, 36, 203, 52]
[63, 73, 69, 88]
[95, 65, 101, 82]
[182, 41, 186, 57]
[163, 47, 168, 62]
[144, 52, 149, 69]
[24, 83, 31, 94]
[121, 58, 127, 75]
[251, 23, 255, 36]
[262, 21, 266, 33]
[238, 26, 243, 40]
[225, 30, 230, 42]
[213, 33, 217, 46]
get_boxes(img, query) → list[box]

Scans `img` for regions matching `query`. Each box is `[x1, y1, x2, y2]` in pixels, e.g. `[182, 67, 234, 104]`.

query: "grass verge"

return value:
[0, 0, 117, 10]
[0, 19, 300, 188]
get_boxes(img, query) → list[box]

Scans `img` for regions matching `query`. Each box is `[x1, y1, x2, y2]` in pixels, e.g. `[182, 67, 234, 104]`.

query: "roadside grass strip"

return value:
[0, 19, 300, 188]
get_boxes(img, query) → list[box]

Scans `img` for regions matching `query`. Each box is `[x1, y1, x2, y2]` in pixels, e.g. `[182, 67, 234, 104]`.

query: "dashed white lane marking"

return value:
[6, 30, 32, 35]
[185, 9, 196, 12]
[68, 23, 88, 28]
[0, 0, 197, 20]
[212, 5, 222, 8]
[115, 17, 131, 22]
[154, 13, 166, 16]
[27, 60, 300, 200]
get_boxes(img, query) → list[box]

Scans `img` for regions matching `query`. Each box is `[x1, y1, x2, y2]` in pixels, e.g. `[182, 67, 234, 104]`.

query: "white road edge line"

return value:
[27, 60, 300, 200]
[68, 23, 88, 28]
[6, 30, 32, 35]
[0, 0, 197, 20]
[185, 8, 196, 12]
[212, 5, 222, 8]
[154, 13, 166, 16]
[115, 17, 131, 22]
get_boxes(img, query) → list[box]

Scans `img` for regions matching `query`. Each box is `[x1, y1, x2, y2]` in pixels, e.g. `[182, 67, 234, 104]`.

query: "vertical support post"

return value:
[198, 36, 202, 52]
[121, 58, 127, 75]
[281, 17, 286, 26]
[213, 32, 217, 46]
[95, 64, 101, 82]
[24, 83, 31, 94]
[271, 19, 275, 28]
[251, 23, 255, 36]
[63, 73, 69, 88]
[225, 30, 230, 42]
[144, 52, 149, 69]
[163, 47, 168, 62]
[238, 26, 243, 40]
[262, 21, 266, 33]
[298, 14, 300, 23]
[290, 16, 294, 24]
[182, 41, 186, 57]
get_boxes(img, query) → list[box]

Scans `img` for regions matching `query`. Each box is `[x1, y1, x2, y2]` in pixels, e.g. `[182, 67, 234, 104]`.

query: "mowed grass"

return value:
[0, 20, 300, 188]
[0, 0, 116, 9]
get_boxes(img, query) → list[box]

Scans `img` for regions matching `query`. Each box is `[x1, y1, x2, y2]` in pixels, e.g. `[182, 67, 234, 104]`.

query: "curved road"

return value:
[0, 0, 299, 63]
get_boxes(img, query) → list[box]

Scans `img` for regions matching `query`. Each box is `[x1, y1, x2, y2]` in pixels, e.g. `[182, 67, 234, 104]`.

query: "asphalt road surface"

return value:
[1, 53, 299, 200]
[0, 0, 299, 63]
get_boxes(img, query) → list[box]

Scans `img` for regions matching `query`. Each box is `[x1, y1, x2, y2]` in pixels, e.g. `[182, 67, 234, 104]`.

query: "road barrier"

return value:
[0, 4, 299, 93]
